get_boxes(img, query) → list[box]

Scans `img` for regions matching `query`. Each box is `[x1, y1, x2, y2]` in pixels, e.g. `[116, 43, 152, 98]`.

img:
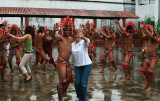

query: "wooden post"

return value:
[93, 19, 97, 28]
[25, 17, 29, 27]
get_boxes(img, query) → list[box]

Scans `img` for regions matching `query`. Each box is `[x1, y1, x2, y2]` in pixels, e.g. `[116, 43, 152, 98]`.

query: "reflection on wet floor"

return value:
[1, 45, 160, 101]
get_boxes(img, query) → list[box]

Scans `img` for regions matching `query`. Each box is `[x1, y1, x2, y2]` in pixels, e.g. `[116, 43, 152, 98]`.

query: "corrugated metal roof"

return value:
[0, 7, 139, 19]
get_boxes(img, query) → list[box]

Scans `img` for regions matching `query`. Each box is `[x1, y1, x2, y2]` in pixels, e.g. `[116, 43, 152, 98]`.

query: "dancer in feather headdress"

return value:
[95, 25, 117, 74]
[8, 24, 22, 76]
[82, 21, 97, 60]
[0, 23, 10, 81]
[51, 16, 75, 101]
[115, 19, 135, 82]
[33, 26, 49, 74]
[138, 22, 159, 91]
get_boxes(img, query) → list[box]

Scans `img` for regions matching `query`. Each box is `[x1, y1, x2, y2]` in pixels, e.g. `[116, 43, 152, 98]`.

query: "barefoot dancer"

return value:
[115, 19, 135, 82]
[8, 25, 22, 76]
[0, 24, 10, 81]
[138, 22, 159, 91]
[33, 26, 47, 73]
[51, 16, 75, 101]
[96, 26, 117, 74]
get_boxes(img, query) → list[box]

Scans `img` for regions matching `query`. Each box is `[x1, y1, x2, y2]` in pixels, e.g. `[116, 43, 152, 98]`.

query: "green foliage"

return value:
[145, 17, 152, 24]
[145, 15, 154, 24]
[155, 19, 160, 37]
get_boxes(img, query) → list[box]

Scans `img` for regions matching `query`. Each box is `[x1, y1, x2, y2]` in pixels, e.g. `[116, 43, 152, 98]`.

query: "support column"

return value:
[93, 19, 97, 28]
[122, 19, 126, 27]
[25, 17, 29, 27]
[20, 17, 23, 30]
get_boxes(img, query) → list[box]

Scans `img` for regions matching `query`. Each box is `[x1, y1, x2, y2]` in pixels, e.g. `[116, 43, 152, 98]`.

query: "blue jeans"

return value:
[74, 64, 91, 101]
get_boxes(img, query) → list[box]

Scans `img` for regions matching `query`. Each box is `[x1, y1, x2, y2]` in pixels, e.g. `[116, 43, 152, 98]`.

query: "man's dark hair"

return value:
[126, 25, 133, 33]
[38, 26, 45, 33]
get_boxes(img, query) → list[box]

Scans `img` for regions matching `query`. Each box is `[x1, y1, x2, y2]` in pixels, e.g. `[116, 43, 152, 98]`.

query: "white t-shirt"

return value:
[71, 38, 92, 67]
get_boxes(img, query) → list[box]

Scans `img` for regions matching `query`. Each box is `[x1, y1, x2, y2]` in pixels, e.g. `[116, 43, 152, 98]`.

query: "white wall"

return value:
[135, 0, 159, 24]
[0, 0, 124, 10]
[0, 0, 124, 29]
[136, 4, 155, 21]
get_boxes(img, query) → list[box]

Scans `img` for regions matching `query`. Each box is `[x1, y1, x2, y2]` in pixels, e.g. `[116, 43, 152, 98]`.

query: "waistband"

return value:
[25, 51, 33, 54]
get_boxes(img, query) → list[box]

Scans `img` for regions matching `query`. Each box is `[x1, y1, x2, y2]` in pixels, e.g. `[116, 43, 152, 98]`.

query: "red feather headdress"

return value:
[85, 21, 93, 31]
[2, 20, 10, 30]
[124, 22, 135, 35]
[9, 24, 20, 35]
[2, 20, 7, 26]
[44, 26, 47, 33]
[0, 20, 10, 37]
[59, 16, 75, 36]
[141, 24, 154, 38]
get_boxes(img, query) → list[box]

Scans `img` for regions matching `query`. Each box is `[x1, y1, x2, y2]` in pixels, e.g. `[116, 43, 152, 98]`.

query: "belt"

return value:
[25, 51, 33, 54]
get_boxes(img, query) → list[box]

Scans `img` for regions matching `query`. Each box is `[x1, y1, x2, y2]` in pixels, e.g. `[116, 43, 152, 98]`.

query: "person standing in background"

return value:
[42, 29, 56, 68]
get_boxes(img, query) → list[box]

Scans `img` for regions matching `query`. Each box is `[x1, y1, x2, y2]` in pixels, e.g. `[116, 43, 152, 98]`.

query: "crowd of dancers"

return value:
[0, 16, 160, 101]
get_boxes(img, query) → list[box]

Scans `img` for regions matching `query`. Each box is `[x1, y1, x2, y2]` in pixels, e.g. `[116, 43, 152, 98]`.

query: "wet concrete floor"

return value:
[1, 45, 160, 101]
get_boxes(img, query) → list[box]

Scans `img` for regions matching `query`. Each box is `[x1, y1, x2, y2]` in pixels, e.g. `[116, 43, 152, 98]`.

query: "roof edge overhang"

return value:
[0, 7, 139, 19]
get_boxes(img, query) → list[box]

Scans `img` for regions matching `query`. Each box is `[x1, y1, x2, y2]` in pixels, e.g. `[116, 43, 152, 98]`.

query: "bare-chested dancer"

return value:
[138, 22, 159, 91]
[8, 25, 22, 76]
[51, 17, 75, 101]
[95, 25, 117, 74]
[82, 21, 97, 60]
[115, 19, 135, 82]
[0, 24, 9, 81]
[138, 26, 148, 66]
[33, 26, 47, 73]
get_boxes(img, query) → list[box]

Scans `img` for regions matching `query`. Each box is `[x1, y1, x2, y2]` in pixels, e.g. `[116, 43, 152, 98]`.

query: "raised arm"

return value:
[93, 28, 103, 39]
[79, 31, 88, 43]
[98, 28, 111, 39]
[143, 24, 160, 43]
[51, 23, 62, 41]
[145, 27, 154, 38]
[115, 19, 125, 35]
[146, 28, 160, 43]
